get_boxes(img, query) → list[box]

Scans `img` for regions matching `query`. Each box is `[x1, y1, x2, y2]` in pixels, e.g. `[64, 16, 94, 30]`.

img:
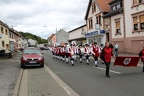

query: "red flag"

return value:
[114, 56, 140, 67]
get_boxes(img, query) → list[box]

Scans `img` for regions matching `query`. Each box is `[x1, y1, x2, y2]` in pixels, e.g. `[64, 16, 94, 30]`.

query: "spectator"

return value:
[139, 46, 144, 72]
[114, 43, 119, 57]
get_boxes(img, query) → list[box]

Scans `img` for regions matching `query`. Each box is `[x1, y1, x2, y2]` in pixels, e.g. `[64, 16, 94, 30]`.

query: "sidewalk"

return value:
[12, 66, 79, 96]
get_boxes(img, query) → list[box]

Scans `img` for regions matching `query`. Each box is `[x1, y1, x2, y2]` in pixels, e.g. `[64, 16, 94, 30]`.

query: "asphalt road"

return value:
[43, 50, 144, 96]
[0, 53, 21, 96]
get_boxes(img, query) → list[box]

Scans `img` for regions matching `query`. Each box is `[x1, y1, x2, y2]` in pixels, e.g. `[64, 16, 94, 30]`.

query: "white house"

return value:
[68, 24, 87, 45]
[84, 0, 111, 45]
[28, 39, 38, 47]
[124, 0, 144, 53]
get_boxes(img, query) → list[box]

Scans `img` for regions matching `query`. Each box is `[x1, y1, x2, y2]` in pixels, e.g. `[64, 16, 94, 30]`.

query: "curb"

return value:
[12, 69, 24, 96]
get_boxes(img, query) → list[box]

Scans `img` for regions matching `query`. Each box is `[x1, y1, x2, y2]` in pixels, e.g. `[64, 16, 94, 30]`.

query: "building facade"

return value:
[0, 20, 10, 50]
[124, 0, 144, 54]
[84, 0, 111, 46]
[103, 0, 125, 53]
[55, 29, 69, 45]
[68, 24, 87, 45]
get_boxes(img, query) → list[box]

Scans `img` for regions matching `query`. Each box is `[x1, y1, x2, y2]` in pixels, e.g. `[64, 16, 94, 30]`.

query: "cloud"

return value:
[0, 0, 89, 39]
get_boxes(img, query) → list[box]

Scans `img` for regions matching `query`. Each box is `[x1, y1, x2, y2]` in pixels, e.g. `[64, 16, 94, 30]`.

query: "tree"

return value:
[19, 32, 47, 44]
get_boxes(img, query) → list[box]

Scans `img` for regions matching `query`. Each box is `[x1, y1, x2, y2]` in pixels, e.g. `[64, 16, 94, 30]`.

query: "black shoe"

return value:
[95, 65, 98, 67]
[75, 60, 77, 62]
[80, 61, 82, 63]
[72, 64, 74, 66]
[66, 62, 69, 64]
[106, 75, 110, 78]
[87, 63, 89, 65]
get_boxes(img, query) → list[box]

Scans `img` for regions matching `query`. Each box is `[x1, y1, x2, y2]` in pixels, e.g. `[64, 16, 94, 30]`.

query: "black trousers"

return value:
[104, 62, 110, 76]
[93, 56, 98, 61]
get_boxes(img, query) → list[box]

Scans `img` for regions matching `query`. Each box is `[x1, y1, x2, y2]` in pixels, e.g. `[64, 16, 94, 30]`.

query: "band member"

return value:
[139, 46, 144, 72]
[91, 42, 100, 67]
[61, 45, 66, 62]
[84, 44, 91, 65]
[76, 45, 83, 63]
[99, 44, 104, 64]
[70, 44, 75, 66]
[72, 43, 77, 62]
[65, 43, 70, 63]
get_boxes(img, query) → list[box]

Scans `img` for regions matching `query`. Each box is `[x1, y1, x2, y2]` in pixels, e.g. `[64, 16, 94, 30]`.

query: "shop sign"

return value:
[85, 30, 105, 37]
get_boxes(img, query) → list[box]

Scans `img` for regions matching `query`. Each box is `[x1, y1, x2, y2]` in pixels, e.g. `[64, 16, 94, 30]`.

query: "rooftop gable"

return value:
[85, 0, 112, 20]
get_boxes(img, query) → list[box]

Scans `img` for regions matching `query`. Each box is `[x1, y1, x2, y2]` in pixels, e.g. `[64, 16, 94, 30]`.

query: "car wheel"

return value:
[21, 62, 25, 68]
[41, 63, 44, 67]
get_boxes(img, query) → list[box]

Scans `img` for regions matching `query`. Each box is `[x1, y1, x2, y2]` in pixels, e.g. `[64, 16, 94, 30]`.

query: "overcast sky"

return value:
[0, 0, 89, 39]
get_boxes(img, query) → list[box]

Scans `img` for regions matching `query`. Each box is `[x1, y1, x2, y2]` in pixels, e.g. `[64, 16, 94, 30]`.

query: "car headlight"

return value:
[23, 56, 27, 60]
[38, 57, 43, 60]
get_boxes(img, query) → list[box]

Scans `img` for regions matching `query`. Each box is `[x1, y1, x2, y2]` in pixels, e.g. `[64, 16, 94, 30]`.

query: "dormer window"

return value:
[92, 3, 96, 13]
[117, 4, 121, 9]
[112, 6, 116, 11]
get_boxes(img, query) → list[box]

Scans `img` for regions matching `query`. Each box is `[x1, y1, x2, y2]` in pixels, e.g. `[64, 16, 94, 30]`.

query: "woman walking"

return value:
[101, 42, 114, 78]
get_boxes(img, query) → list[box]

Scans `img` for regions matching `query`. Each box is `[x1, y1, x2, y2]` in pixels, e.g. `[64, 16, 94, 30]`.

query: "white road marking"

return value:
[93, 66, 122, 74]
[45, 65, 80, 96]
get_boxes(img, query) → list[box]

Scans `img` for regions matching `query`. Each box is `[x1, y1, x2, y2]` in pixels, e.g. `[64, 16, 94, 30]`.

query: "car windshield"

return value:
[23, 49, 41, 54]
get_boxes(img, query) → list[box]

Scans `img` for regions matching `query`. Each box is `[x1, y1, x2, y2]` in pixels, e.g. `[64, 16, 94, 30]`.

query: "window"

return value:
[133, 17, 138, 30]
[88, 18, 93, 29]
[140, 15, 144, 29]
[6, 44, 9, 50]
[1, 27, 4, 34]
[112, 6, 116, 11]
[117, 4, 121, 9]
[133, 0, 144, 5]
[2, 41, 5, 47]
[92, 4, 96, 13]
[5, 29, 8, 35]
[96, 15, 101, 25]
[139, 0, 144, 3]
[115, 21, 121, 33]
[133, 0, 138, 5]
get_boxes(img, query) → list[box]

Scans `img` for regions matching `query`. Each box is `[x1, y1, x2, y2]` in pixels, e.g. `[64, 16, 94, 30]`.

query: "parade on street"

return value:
[0, 0, 144, 96]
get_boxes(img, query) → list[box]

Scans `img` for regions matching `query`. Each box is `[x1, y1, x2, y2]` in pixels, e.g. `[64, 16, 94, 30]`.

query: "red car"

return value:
[21, 49, 44, 68]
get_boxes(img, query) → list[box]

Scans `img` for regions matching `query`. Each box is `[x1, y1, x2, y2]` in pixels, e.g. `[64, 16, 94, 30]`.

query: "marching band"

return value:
[50, 42, 103, 67]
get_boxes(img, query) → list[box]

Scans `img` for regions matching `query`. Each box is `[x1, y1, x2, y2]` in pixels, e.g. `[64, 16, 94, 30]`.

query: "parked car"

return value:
[21, 49, 44, 68]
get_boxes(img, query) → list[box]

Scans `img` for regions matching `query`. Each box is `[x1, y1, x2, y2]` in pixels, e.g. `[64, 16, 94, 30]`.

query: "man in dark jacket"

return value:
[139, 46, 144, 72]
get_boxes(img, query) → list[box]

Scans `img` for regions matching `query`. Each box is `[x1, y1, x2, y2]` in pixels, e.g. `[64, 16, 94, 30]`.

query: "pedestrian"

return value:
[101, 41, 114, 78]
[114, 43, 118, 57]
[91, 42, 100, 67]
[139, 46, 144, 72]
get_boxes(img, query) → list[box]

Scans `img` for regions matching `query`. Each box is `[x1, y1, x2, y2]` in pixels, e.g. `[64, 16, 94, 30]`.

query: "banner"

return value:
[114, 56, 140, 67]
